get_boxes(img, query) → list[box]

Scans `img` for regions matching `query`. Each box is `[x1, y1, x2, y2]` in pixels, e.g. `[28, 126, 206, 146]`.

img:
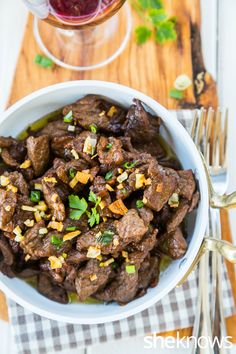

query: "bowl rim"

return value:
[0, 80, 209, 324]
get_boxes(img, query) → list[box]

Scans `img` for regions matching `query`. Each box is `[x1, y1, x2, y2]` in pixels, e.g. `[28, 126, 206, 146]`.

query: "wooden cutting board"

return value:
[1, 0, 235, 343]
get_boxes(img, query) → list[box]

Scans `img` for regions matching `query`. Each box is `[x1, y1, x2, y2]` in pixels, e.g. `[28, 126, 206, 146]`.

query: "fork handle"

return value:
[211, 191, 236, 209]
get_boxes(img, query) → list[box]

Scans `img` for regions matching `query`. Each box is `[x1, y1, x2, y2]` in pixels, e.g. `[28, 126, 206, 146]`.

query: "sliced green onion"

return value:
[105, 171, 113, 181]
[106, 143, 113, 150]
[63, 110, 73, 123]
[123, 161, 138, 169]
[66, 226, 77, 231]
[125, 265, 136, 274]
[50, 235, 63, 249]
[169, 88, 184, 100]
[136, 200, 144, 209]
[30, 190, 41, 203]
[90, 124, 97, 134]
[34, 54, 53, 68]
[69, 168, 76, 179]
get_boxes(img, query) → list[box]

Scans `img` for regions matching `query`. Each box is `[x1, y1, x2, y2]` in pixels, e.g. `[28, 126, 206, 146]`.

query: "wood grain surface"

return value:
[0, 0, 234, 343]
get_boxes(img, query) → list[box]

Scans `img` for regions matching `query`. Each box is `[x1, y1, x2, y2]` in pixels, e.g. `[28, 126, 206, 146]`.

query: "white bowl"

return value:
[0, 81, 208, 324]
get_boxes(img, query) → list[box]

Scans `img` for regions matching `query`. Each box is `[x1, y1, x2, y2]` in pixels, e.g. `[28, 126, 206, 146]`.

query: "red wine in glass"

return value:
[45, 0, 126, 29]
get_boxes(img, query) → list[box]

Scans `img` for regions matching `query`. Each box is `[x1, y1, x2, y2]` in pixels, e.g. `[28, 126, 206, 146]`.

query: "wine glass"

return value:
[23, 0, 132, 71]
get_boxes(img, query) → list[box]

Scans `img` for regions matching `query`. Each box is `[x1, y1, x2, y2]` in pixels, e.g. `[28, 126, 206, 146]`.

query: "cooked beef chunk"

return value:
[42, 179, 66, 221]
[166, 200, 190, 233]
[157, 227, 187, 259]
[37, 273, 69, 304]
[144, 160, 177, 212]
[27, 136, 50, 176]
[137, 256, 159, 294]
[0, 236, 14, 265]
[75, 259, 112, 301]
[97, 136, 125, 167]
[115, 209, 148, 245]
[63, 95, 127, 134]
[0, 189, 17, 232]
[20, 222, 70, 260]
[0, 95, 199, 305]
[3, 171, 28, 195]
[125, 99, 160, 144]
[177, 170, 196, 201]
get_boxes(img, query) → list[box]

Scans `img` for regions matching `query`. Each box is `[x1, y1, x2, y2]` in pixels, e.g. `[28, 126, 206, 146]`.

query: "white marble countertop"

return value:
[0, 1, 235, 353]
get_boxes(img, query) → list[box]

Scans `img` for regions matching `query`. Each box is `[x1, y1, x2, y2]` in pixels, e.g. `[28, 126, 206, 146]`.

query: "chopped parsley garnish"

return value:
[125, 265, 136, 274]
[169, 88, 184, 100]
[123, 161, 138, 169]
[63, 110, 73, 123]
[30, 190, 41, 203]
[87, 207, 100, 227]
[97, 230, 115, 245]
[90, 124, 97, 133]
[105, 171, 113, 181]
[34, 54, 54, 68]
[136, 200, 144, 209]
[50, 235, 63, 249]
[88, 191, 98, 204]
[66, 226, 77, 231]
[106, 143, 113, 150]
[68, 168, 76, 179]
[133, 0, 177, 45]
[69, 195, 88, 220]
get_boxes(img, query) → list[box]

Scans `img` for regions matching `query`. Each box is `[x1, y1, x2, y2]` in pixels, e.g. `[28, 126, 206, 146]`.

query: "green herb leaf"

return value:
[148, 8, 167, 25]
[135, 26, 152, 45]
[34, 54, 54, 68]
[90, 124, 97, 134]
[155, 20, 177, 44]
[66, 226, 77, 231]
[106, 143, 113, 150]
[88, 191, 97, 204]
[69, 209, 84, 220]
[125, 265, 136, 274]
[50, 235, 63, 249]
[88, 207, 100, 227]
[123, 161, 138, 169]
[97, 230, 115, 245]
[136, 200, 144, 209]
[105, 171, 113, 181]
[69, 195, 88, 211]
[30, 190, 41, 203]
[63, 110, 73, 123]
[68, 168, 76, 179]
[138, 0, 163, 10]
[169, 88, 184, 100]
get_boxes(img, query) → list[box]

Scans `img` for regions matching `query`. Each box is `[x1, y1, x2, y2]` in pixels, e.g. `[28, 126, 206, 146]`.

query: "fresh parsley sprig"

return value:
[69, 195, 88, 220]
[131, 0, 177, 45]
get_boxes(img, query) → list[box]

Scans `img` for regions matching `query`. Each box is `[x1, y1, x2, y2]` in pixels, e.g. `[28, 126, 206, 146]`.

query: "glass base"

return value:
[33, 3, 132, 71]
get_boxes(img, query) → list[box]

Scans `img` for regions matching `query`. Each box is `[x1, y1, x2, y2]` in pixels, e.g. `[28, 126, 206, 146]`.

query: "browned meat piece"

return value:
[63, 214, 90, 234]
[38, 120, 81, 138]
[137, 256, 160, 294]
[0, 137, 26, 167]
[0, 189, 17, 232]
[75, 259, 112, 301]
[51, 136, 75, 158]
[20, 222, 71, 260]
[0, 236, 14, 265]
[95, 228, 158, 303]
[12, 195, 34, 230]
[63, 267, 77, 292]
[0, 261, 15, 278]
[125, 99, 160, 144]
[144, 162, 177, 212]
[3, 171, 28, 195]
[177, 170, 196, 201]
[137, 206, 154, 226]
[54, 158, 89, 185]
[90, 176, 108, 199]
[115, 209, 148, 245]
[63, 95, 127, 134]
[97, 136, 125, 167]
[166, 200, 190, 233]
[17, 268, 39, 278]
[158, 227, 187, 259]
[189, 191, 200, 212]
[27, 136, 50, 176]
[37, 273, 69, 304]
[66, 250, 87, 265]
[42, 179, 66, 221]
[65, 131, 98, 166]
